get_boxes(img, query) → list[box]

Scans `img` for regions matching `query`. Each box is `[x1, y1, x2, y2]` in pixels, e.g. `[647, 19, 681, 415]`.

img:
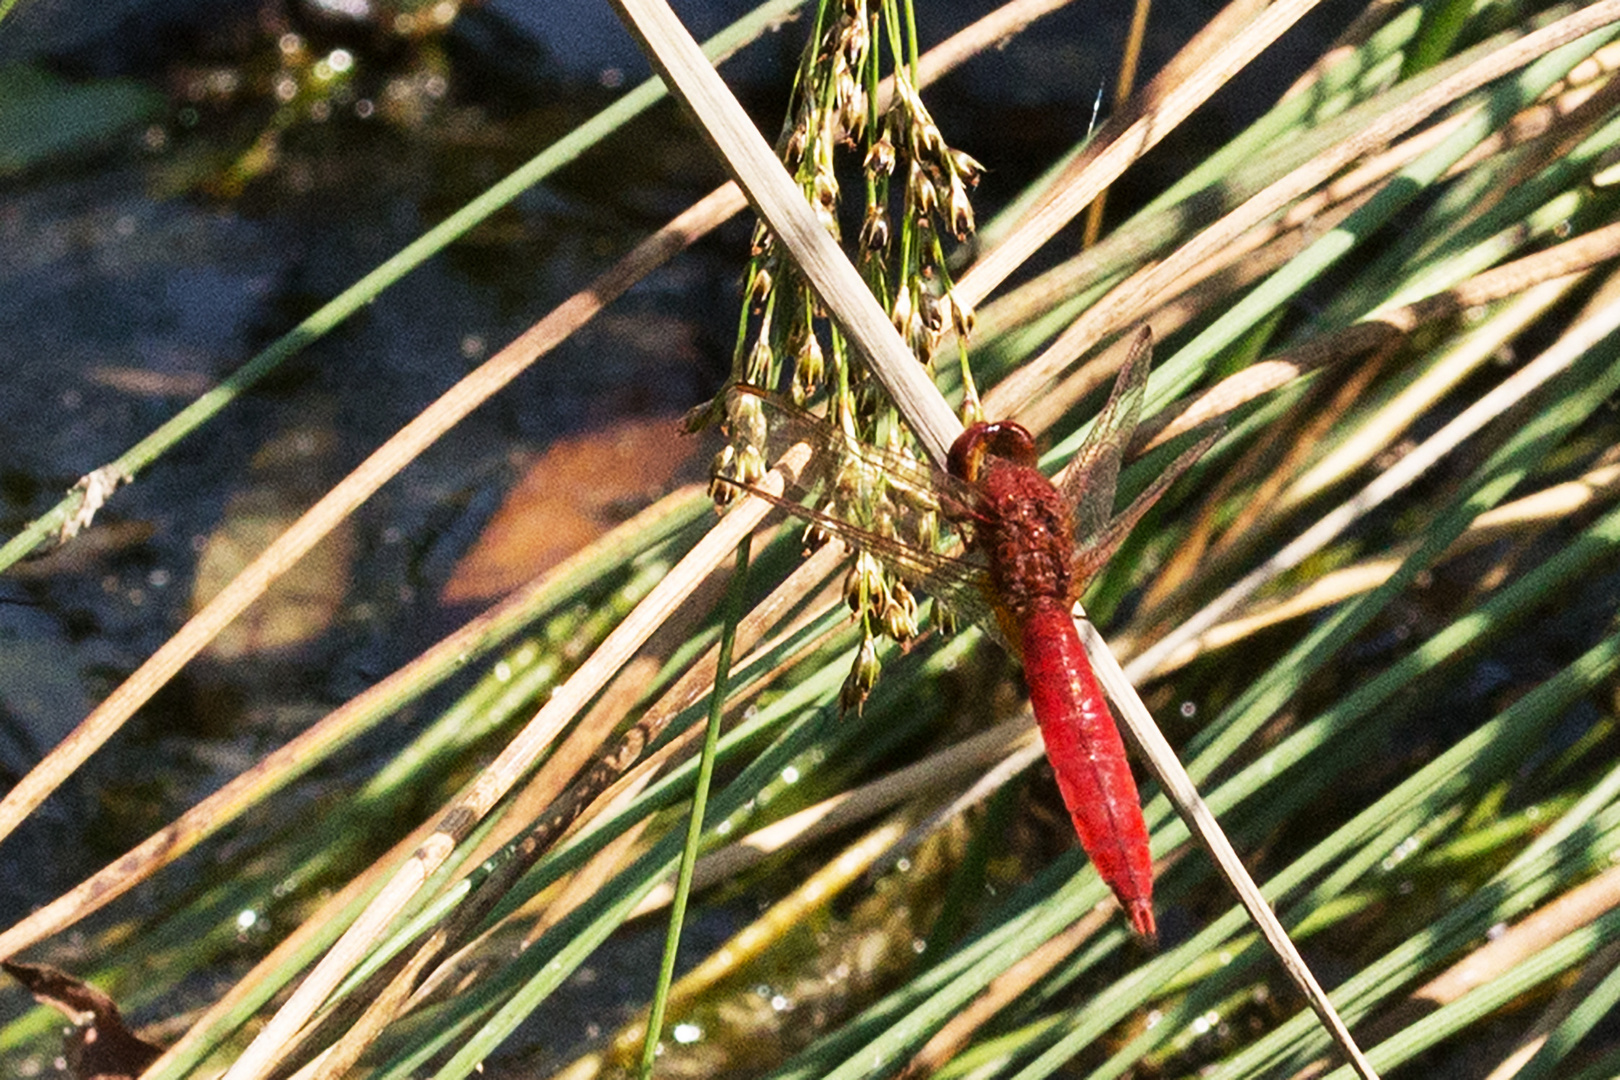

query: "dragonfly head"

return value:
[947, 420, 1038, 482]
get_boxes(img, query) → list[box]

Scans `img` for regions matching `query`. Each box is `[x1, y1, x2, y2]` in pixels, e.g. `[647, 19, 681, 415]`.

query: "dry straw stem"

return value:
[1338, 861, 1620, 1078]
[0, 485, 703, 962]
[217, 446, 807, 1080]
[1141, 452, 1620, 677]
[900, 906, 1115, 1079]
[282, 544, 855, 1073]
[958, 0, 1288, 315]
[983, 0, 1620, 418]
[1, 0, 1073, 960]
[609, 0, 962, 465]
[608, 3, 1384, 1071]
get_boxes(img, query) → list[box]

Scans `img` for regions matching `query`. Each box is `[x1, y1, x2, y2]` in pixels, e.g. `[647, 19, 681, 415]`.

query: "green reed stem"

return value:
[640, 533, 753, 1078]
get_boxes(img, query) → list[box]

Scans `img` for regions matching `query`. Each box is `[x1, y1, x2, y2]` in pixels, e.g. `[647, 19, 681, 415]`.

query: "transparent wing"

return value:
[1059, 327, 1153, 546]
[719, 386, 1007, 645]
[1072, 427, 1222, 587]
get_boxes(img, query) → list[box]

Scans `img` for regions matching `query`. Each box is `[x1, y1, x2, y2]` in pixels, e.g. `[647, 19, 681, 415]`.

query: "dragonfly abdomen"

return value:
[1019, 598, 1156, 939]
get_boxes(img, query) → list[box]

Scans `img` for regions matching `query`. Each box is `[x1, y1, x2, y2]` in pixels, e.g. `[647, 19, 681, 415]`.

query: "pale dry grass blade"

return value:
[1082, 610, 1381, 1080]
[901, 906, 1115, 1079]
[1139, 451, 1620, 673]
[984, 0, 1620, 417]
[630, 716, 1035, 912]
[1138, 219, 1620, 453]
[0, 487, 701, 963]
[958, 0, 1292, 314]
[1131, 267, 1620, 686]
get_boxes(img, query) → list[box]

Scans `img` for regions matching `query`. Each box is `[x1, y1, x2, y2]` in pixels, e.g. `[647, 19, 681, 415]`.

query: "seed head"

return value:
[747, 264, 773, 309]
[791, 330, 824, 402]
[745, 332, 774, 385]
[864, 132, 895, 177]
[726, 389, 768, 452]
[947, 173, 975, 239]
[909, 159, 937, 218]
[841, 633, 882, 713]
[859, 205, 890, 252]
[890, 285, 913, 337]
[844, 550, 885, 613]
[951, 149, 983, 187]
[882, 579, 919, 642]
[708, 445, 739, 506]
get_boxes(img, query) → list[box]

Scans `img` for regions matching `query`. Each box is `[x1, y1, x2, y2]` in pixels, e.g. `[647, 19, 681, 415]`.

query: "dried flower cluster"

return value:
[700, 0, 983, 710]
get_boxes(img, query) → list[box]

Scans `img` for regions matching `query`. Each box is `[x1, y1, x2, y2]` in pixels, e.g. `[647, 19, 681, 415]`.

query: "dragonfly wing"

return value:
[720, 386, 1009, 648]
[730, 385, 984, 521]
[1072, 426, 1221, 585]
[1059, 327, 1152, 545]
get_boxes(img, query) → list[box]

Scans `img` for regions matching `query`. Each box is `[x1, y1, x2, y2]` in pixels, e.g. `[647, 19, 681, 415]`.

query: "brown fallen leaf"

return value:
[3, 960, 162, 1080]
[441, 412, 710, 605]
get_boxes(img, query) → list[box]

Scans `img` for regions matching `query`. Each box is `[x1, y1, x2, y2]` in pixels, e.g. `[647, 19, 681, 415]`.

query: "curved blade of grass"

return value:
[215, 444, 808, 1080]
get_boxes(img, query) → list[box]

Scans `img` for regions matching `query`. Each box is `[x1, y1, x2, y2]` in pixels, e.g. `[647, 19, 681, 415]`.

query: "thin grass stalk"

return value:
[610, 0, 960, 462]
[1338, 908, 1620, 1078]
[959, 0, 1319, 315]
[0, 490, 704, 964]
[1129, 267, 1620, 691]
[215, 442, 808, 1080]
[639, 535, 753, 1076]
[1079, 0, 1151, 249]
[399, 673, 853, 1080]
[1003, 628, 1620, 1080]
[1207, 654, 1620, 1077]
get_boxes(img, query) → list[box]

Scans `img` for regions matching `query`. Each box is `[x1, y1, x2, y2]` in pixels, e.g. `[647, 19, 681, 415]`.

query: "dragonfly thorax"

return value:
[973, 456, 1074, 617]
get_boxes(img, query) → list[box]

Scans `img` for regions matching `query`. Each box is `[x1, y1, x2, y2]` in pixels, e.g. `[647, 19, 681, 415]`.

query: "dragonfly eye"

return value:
[980, 421, 1037, 464]
[948, 423, 993, 481]
[950, 421, 1038, 480]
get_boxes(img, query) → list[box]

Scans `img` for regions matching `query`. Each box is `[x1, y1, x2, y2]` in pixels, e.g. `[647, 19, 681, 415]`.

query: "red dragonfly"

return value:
[717, 328, 1215, 939]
